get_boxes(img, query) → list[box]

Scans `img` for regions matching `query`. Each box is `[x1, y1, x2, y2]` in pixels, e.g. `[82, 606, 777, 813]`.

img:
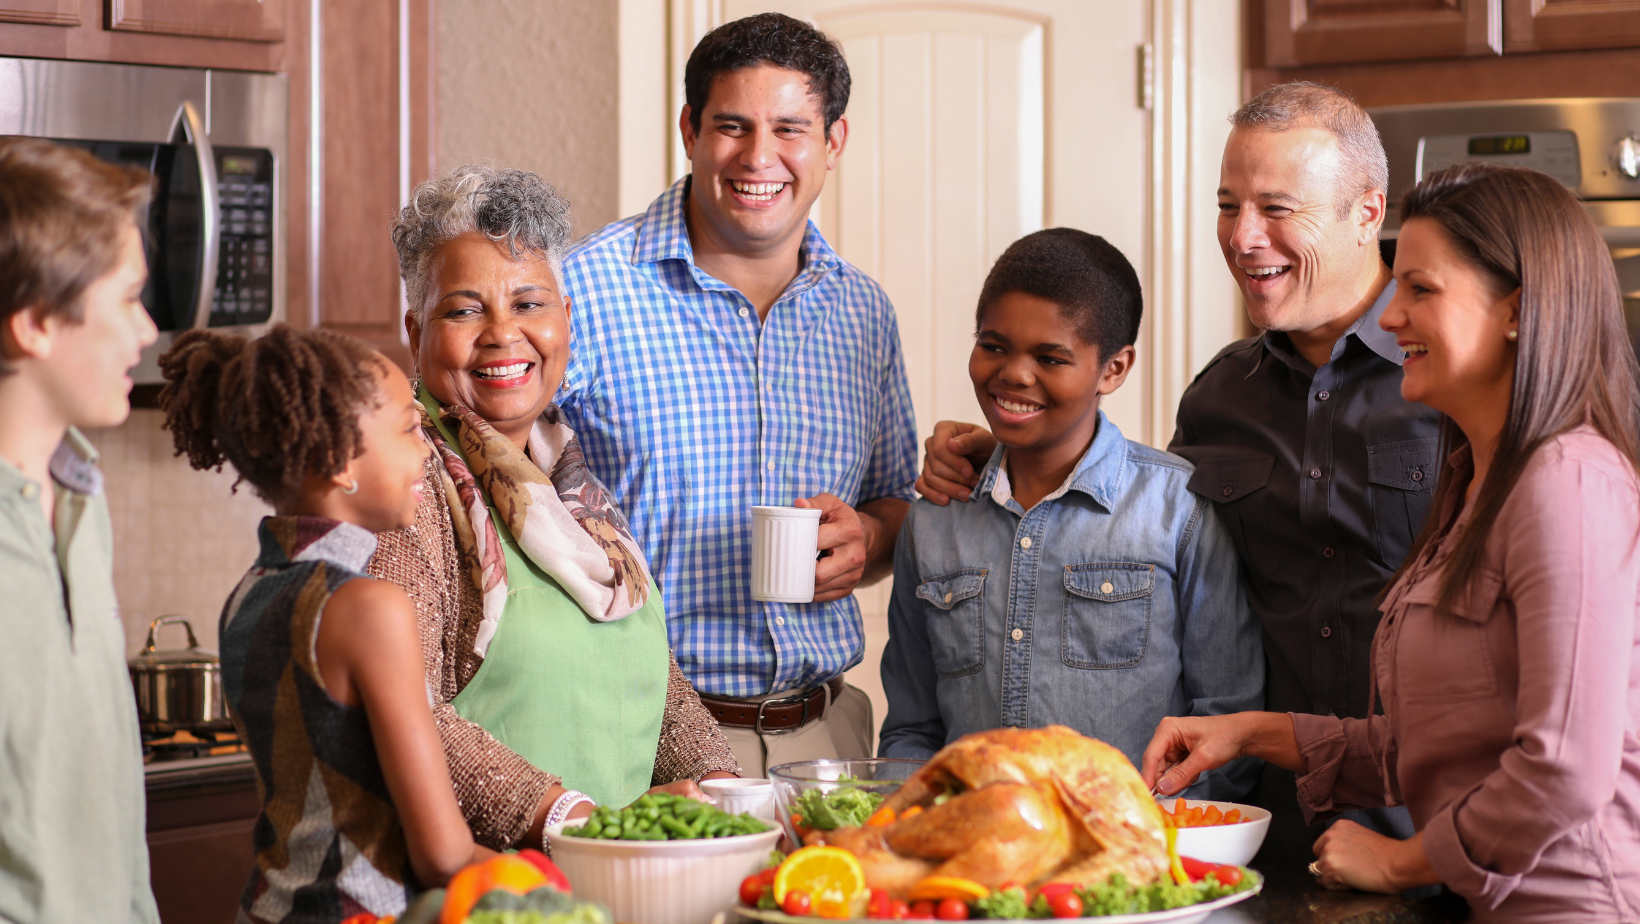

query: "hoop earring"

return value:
[341, 478, 360, 495]
[1506, 330, 1518, 341]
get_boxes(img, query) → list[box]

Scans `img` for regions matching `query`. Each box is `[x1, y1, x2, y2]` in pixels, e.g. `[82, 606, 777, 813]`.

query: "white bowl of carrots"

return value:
[1159, 798, 1271, 867]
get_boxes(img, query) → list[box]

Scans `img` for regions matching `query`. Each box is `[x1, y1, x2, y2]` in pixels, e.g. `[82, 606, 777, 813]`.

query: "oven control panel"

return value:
[1416, 130, 1582, 188]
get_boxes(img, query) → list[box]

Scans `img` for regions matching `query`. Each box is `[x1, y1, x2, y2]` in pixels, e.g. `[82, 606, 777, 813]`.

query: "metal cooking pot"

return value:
[129, 615, 231, 734]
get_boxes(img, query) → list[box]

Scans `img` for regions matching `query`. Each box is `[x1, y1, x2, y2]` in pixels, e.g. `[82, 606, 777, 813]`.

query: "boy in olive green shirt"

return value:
[0, 138, 160, 923]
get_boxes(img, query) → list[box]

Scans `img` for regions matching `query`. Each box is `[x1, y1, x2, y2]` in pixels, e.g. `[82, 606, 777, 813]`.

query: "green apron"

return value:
[427, 395, 669, 809]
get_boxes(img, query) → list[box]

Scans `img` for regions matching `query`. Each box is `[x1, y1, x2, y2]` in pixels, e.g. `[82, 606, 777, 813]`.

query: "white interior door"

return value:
[715, 0, 1152, 446]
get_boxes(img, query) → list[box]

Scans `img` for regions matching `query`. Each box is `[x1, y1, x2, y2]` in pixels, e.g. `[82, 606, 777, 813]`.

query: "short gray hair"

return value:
[1232, 81, 1389, 219]
[391, 165, 573, 324]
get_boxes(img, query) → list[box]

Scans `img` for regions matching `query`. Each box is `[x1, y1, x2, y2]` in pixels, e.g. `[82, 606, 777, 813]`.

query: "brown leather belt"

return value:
[698, 677, 846, 731]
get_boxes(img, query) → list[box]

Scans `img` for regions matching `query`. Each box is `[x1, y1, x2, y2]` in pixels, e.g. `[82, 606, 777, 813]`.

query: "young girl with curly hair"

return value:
[160, 325, 491, 924]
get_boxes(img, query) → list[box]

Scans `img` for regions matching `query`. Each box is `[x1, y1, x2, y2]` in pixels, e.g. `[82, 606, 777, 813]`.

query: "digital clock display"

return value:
[1468, 135, 1531, 156]
[220, 155, 260, 175]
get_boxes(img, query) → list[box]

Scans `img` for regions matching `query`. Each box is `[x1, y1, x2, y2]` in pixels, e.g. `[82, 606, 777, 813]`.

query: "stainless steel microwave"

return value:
[0, 57, 288, 383]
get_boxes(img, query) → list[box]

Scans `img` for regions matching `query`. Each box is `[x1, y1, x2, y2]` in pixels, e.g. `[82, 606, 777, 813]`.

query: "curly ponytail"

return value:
[158, 325, 392, 506]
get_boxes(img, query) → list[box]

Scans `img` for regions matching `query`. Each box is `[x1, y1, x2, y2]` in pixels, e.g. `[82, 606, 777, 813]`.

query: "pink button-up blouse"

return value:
[1290, 426, 1640, 923]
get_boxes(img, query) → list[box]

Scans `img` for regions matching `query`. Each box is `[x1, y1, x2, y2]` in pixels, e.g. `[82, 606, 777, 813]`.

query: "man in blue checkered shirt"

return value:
[558, 13, 917, 775]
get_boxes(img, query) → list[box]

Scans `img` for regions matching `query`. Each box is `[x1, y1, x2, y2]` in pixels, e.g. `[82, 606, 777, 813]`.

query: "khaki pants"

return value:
[718, 683, 874, 778]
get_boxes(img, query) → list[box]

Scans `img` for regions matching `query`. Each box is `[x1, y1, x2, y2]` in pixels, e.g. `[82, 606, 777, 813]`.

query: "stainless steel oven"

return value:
[1370, 98, 1640, 351]
[0, 57, 287, 382]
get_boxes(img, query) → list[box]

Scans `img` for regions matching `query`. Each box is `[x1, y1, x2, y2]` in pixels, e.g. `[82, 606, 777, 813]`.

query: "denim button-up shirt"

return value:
[879, 413, 1264, 795]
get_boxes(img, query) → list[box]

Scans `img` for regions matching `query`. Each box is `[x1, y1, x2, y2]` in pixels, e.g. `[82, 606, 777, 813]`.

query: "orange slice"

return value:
[907, 876, 990, 903]
[773, 846, 867, 918]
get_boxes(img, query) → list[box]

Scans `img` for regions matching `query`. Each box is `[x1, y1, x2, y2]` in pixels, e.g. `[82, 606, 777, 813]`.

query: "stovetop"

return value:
[142, 727, 249, 770]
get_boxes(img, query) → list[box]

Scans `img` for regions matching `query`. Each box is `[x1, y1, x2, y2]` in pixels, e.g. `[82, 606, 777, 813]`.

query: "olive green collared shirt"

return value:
[0, 428, 158, 924]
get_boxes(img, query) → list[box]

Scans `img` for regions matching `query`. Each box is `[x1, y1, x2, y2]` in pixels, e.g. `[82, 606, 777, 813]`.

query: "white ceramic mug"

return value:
[751, 506, 822, 603]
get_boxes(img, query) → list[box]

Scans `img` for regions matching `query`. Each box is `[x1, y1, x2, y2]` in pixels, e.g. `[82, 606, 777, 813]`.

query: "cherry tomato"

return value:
[909, 899, 937, 919]
[1211, 866, 1244, 887]
[782, 889, 812, 917]
[740, 875, 764, 906]
[1037, 883, 1075, 899]
[339, 915, 377, 924]
[759, 867, 780, 886]
[1178, 856, 1216, 882]
[935, 898, 969, 920]
[1047, 891, 1083, 919]
[889, 899, 911, 920]
[869, 888, 892, 919]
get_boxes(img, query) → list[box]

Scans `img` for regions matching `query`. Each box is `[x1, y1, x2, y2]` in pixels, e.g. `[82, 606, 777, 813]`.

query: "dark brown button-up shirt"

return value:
[1168, 281, 1444, 719]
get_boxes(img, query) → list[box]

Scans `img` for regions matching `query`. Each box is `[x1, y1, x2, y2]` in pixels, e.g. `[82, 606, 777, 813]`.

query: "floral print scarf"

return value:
[419, 389, 652, 657]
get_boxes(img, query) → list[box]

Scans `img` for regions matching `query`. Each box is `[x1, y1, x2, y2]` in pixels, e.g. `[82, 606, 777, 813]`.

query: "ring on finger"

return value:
[1308, 861, 1323, 877]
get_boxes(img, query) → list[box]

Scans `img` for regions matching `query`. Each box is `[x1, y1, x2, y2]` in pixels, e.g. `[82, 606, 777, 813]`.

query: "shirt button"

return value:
[1321, 626, 1333, 638]
[1010, 628, 1024, 642]
[766, 461, 776, 471]
[1221, 485, 1233, 497]
[1309, 468, 1322, 480]
[1101, 581, 1114, 594]
[1323, 546, 1335, 558]
[775, 616, 786, 626]
[738, 307, 749, 317]
[1317, 390, 1331, 401]
[1411, 470, 1424, 482]
[1019, 536, 1033, 549]
[20, 483, 38, 499]
[943, 592, 953, 605]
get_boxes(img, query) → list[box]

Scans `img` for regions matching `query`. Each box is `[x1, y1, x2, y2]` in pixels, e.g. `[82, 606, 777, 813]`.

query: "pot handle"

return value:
[145, 615, 200, 653]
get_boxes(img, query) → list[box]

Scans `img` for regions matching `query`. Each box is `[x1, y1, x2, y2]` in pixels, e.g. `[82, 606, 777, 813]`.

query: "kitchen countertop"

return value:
[1204, 861, 1469, 923]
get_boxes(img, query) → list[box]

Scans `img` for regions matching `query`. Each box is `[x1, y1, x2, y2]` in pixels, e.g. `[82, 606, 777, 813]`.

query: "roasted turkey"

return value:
[810, 726, 1170, 897]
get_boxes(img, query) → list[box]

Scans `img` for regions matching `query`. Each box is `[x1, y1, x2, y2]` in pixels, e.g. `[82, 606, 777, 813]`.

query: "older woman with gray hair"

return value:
[368, 165, 740, 851]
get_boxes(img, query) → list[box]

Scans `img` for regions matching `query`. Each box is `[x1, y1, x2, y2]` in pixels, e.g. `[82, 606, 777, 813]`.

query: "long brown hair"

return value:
[1392, 162, 1640, 612]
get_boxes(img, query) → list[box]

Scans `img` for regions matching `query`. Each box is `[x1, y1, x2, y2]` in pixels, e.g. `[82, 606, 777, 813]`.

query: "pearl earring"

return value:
[1506, 330, 1518, 341]
[342, 478, 360, 495]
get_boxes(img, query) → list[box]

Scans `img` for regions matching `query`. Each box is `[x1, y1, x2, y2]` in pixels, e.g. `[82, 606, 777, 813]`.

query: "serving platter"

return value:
[732, 871, 1262, 924]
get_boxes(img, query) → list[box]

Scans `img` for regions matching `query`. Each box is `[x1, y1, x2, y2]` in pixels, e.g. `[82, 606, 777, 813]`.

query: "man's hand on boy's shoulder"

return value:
[915, 421, 996, 505]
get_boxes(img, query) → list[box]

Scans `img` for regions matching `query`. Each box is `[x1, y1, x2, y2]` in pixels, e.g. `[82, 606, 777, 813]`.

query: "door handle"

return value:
[169, 100, 218, 331]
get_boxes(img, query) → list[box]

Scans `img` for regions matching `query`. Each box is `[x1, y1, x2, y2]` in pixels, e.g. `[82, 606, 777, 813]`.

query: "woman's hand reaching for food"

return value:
[915, 421, 997, 504]
[1312, 823, 1440, 893]
[1141, 712, 1308, 795]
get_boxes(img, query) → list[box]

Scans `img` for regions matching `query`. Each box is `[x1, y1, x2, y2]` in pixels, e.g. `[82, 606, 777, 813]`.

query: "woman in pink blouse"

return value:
[1141, 161, 1640, 923]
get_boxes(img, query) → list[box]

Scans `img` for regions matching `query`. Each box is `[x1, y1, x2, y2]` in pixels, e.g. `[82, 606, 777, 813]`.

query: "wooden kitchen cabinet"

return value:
[0, 0, 78, 27]
[1504, 0, 1640, 52]
[1262, 0, 1501, 67]
[108, 0, 284, 43]
[0, 0, 285, 71]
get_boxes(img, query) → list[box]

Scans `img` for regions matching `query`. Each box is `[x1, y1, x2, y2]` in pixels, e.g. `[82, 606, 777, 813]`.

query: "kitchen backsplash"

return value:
[86, 409, 270, 658]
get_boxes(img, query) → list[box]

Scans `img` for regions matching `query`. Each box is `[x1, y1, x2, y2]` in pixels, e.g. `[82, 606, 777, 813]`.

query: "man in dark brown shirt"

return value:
[914, 82, 1441, 869]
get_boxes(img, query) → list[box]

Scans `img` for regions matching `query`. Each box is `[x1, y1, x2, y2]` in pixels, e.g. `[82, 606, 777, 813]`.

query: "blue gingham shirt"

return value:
[558, 178, 918, 697]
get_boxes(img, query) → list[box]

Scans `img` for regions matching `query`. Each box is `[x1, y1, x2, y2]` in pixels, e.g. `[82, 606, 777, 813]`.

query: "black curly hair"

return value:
[684, 13, 850, 138]
[157, 325, 392, 507]
[975, 228, 1144, 361]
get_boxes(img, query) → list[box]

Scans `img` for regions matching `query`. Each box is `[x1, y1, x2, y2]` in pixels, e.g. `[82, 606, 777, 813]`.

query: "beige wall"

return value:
[437, 0, 623, 237]
[87, 411, 271, 658]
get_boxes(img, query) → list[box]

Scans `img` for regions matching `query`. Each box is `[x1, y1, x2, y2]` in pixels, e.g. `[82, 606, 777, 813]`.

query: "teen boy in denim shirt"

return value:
[878, 230, 1263, 797]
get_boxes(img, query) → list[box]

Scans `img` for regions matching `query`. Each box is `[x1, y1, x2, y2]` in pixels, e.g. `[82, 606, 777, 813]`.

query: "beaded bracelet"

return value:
[542, 789, 595, 854]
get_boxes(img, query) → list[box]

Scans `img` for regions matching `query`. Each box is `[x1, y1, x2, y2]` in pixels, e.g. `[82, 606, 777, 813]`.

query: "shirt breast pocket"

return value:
[1367, 439, 1439, 568]
[1395, 567, 1503, 705]
[1183, 449, 1273, 558]
[916, 569, 987, 678]
[1062, 563, 1155, 670]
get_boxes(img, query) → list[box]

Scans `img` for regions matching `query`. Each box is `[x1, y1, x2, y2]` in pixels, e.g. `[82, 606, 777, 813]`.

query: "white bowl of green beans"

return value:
[547, 793, 781, 924]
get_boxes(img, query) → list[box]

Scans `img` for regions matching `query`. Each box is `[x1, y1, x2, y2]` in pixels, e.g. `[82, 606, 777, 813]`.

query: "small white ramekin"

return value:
[1159, 799, 1273, 866]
